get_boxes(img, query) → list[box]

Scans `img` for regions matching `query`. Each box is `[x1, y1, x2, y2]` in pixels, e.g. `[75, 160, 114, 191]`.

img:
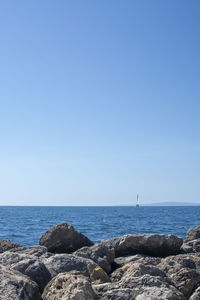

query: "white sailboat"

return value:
[136, 194, 139, 207]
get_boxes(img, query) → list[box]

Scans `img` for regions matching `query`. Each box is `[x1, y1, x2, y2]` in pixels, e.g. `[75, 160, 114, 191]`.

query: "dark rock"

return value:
[42, 253, 110, 284]
[0, 239, 21, 253]
[102, 234, 183, 257]
[74, 243, 115, 273]
[0, 264, 41, 300]
[185, 226, 200, 242]
[39, 222, 94, 253]
[42, 273, 98, 300]
[0, 251, 51, 293]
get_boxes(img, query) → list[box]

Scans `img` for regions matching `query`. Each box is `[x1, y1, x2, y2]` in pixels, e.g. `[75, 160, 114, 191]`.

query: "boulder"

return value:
[170, 268, 200, 298]
[160, 254, 200, 298]
[114, 254, 161, 268]
[8, 245, 49, 257]
[134, 287, 185, 300]
[0, 264, 41, 300]
[185, 226, 200, 242]
[42, 273, 98, 300]
[181, 239, 200, 254]
[42, 253, 110, 284]
[100, 288, 137, 299]
[189, 286, 200, 300]
[93, 274, 184, 300]
[111, 262, 166, 282]
[0, 251, 51, 292]
[74, 243, 115, 273]
[39, 222, 94, 253]
[102, 234, 183, 257]
[0, 239, 21, 253]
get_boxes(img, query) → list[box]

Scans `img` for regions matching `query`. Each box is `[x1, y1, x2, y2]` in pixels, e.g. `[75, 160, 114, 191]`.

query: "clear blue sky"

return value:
[0, 1, 199, 205]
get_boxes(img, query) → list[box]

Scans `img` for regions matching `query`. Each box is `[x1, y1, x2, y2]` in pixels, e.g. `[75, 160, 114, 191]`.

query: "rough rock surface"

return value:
[0, 264, 41, 300]
[39, 222, 94, 253]
[102, 233, 183, 257]
[181, 239, 200, 254]
[94, 274, 184, 300]
[8, 245, 49, 257]
[189, 286, 200, 300]
[111, 261, 166, 282]
[159, 254, 200, 298]
[42, 253, 110, 284]
[0, 239, 21, 253]
[42, 273, 97, 300]
[74, 243, 115, 273]
[185, 225, 200, 242]
[0, 251, 51, 292]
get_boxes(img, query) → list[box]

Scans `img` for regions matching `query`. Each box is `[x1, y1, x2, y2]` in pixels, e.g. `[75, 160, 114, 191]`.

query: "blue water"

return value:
[0, 206, 199, 247]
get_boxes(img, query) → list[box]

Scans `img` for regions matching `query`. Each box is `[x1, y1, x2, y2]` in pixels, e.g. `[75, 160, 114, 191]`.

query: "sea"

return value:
[0, 206, 199, 247]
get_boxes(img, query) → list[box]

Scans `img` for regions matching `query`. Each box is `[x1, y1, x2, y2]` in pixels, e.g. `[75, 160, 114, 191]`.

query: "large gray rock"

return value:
[94, 274, 184, 300]
[0, 239, 21, 253]
[102, 234, 183, 257]
[39, 222, 94, 253]
[42, 273, 98, 300]
[160, 254, 200, 298]
[111, 261, 166, 282]
[185, 226, 200, 242]
[0, 265, 41, 300]
[42, 253, 110, 284]
[8, 245, 49, 257]
[134, 287, 185, 300]
[0, 251, 51, 292]
[74, 243, 115, 273]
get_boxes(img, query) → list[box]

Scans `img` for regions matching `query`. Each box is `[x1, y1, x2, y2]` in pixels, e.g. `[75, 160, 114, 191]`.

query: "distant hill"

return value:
[142, 202, 200, 206]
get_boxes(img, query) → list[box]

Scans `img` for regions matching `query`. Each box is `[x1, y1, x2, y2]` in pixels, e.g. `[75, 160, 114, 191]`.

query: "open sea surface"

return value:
[0, 206, 199, 247]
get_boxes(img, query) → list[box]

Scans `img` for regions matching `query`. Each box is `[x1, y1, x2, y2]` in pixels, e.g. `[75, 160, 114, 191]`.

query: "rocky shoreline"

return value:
[1, 222, 200, 299]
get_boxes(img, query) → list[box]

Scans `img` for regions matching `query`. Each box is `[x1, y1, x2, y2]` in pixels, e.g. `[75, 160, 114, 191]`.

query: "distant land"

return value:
[118, 202, 200, 206]
[142, 202, 200, 206]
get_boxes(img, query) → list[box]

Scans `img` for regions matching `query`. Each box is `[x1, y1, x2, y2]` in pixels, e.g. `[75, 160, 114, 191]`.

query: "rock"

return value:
[0, 264, 41, 300]
[8, 245, 49, 257]
[160, 254, 200, 298]
[181, 239, 200, 253]
[42, 273, 98, 300]
[94, 274, 184, 300]
[160, 255, 197, 274]
[134, 287, 185, 300]
[185, 226, 200, 242]
[102, 234, 183, 257]
[74, 243, 115, 273]
[114, 254, 145, 267]
[170, 269, 200, 298]
[39, 222, 94, 253]
[0, 239, 21, 253]
[189, 286, 200, 300]
[111, 262, 166, 282]
[0, 251, 51, 292]
[100, 288, 137, 299]
[114, 254, 161, 268]
[42, 253, 110, 284]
